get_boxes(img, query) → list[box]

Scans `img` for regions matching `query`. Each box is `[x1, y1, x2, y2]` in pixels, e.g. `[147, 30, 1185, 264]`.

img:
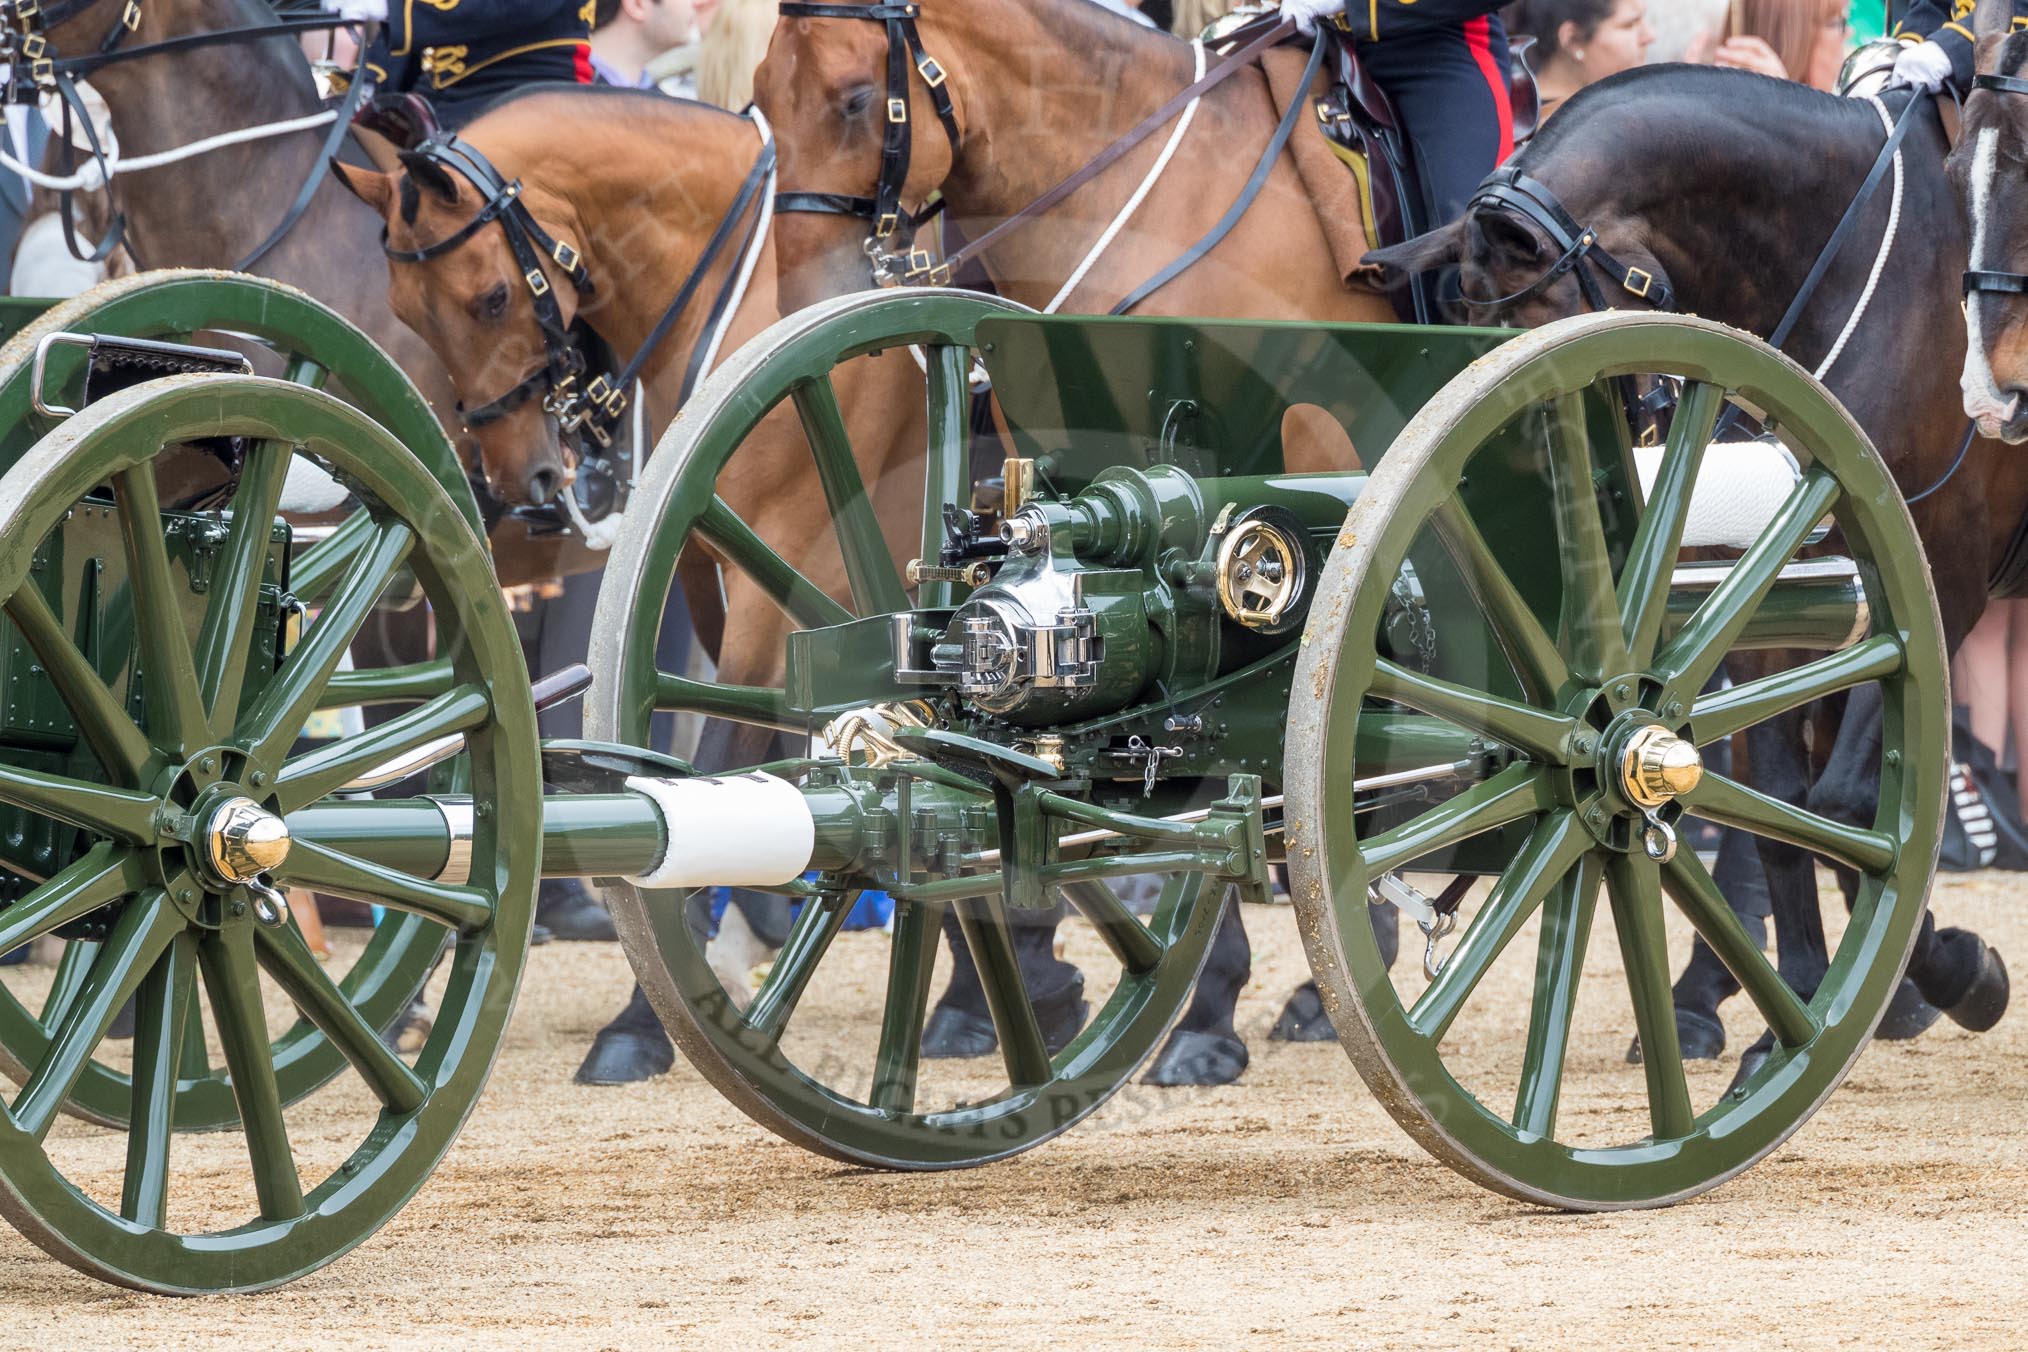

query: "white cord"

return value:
[1815, 95, 1903, 383]
[0, 107, 338, 193]
[1044, 39, 1207, 315]
[694, 106, 776, 381]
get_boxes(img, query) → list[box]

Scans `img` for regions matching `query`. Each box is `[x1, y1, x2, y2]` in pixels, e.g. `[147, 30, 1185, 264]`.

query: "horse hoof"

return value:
[536, 880, 618, 942]
[921, 1006, 997, 1059]
[574, 1022, 674, 1085]
[1726, 1034, 1774, 1097]
[1269, 981, 1337, 1042]
[382, 998, 433, 1055]
[530, 921, 554, 946]
[1944, 943, 2009, 1033]
[1626, 1006, 1725, 1064]
[1873, 977, 1943, 1041]
[1141, 1028, 1248, 1087]
[1038, 983, 1090, 1057]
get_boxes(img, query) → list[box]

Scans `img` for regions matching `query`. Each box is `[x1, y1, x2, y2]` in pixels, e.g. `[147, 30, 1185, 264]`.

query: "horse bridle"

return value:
[1460, 169, 1678, 315]
[1964, 72, 2028, 303]
[384, 131, 775, 486]
[1, 0, 371, 268]
[772, 1, 960, 282]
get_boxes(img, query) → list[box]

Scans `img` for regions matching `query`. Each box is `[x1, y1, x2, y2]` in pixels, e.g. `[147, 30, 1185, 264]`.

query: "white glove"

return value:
[1892, 39, 1954, 92]
[1279, 0, 1344, 36]
[322, 0, 387, 21]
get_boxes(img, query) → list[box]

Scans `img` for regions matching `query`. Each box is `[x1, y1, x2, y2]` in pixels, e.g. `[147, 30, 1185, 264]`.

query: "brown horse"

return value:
[26, 0, 593, 584]
[334, 86, 934, 1083]
[754, 0, 1393, 328]
[1371, 62, 2014, 1070]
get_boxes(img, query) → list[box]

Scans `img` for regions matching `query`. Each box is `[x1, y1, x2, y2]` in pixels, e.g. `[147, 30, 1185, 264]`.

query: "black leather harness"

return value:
[772, 1, 960, 266]
[1961, 70, 2028, 597]
[384, 130, 773, 453]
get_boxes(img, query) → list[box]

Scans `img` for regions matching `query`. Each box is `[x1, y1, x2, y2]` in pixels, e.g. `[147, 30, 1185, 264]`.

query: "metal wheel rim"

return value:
[589, 289, 1227, 1168]
[0, 376, 535, 1292]
[1285, 312, 1946, 1209]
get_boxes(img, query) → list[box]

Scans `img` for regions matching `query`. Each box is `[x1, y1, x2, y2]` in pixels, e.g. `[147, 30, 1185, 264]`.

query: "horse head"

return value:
[1950, 3, 2028, 442]
[754, 0, 967, 311]
[334, 153, 580, 507]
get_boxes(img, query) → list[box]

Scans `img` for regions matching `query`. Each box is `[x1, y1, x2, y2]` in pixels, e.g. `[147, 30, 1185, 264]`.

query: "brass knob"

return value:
[206, 797, 292, 883]
[1620, 725, 1703, 809]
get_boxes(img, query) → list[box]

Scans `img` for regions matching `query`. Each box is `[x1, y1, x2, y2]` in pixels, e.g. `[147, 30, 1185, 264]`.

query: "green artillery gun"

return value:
[0, 277, 1939, 1292]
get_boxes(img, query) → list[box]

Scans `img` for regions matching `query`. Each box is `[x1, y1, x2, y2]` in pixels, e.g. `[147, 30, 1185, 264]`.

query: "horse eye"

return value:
[841, 85, 876, 119]
[477, 283, 509, 319]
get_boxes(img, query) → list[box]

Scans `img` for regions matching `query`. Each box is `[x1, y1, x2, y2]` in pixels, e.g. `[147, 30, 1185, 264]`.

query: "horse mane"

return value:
[464, 81, 750, 131]
[1524, 63, 1888, 170]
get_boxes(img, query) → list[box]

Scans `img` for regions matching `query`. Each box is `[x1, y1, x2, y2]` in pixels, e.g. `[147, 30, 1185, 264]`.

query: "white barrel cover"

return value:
[623, 772, 816, 889]
[1633, 439, 1802, 550]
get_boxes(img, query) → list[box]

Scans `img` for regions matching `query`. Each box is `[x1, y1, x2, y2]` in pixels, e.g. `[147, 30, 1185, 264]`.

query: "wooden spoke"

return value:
[1544, 392, 1631, 682]
[287, 512, 374, 604]
[1654, 467, 1841, 708]
[917, 344, 971, 610]
[1371, 660, 1575, 765]
[1061, 880, 1163, 974]
[743, 895, 853, 1047]
[1604, 854, 1695, 1141]
[1431, 499, 1570, 705]
[698, 497, 855, 630]
[273, 683, 489, 812]
[122, 934, 196, 1228]
[192, 440, 294, 734]
[953, 896, 1053, 1088]
[1410, 813, 1590, 1043]
[791, 375, 910, 616]
[1360, 764, 1553, 877]
[39, 940, 98, 1027]
[4, 582, 150, 783]
[319, 657, 457, 710]
[1619, 381, 1724, 663]
[281, 354, 330, 388]
[13, 891, 180, 1142]
[1689, 636, 1903, 747]
[197, 925, 305, 1221]
[1681, 772, 1895, 875]
[237, 521, 413, 767]
[253, 921, 427, 1114]
[653, 670, 800, 729]
[276, 838, 492, 932]
[0, 761, 157, 844]
[1512, 854, 1602, 1139]
[114, 465, 210, 757]
[0, 844, 140, 960]
[869, 900, 941, 1114]
[1661, 849, 1819, 1047]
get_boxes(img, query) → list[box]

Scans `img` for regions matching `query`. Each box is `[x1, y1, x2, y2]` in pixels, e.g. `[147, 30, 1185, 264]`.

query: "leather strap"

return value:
[237, 66, 374, 272]
[1973, 72, 2028, 97]
[1462, 169, 1677, 313]
[1108, 34, 1323, 315]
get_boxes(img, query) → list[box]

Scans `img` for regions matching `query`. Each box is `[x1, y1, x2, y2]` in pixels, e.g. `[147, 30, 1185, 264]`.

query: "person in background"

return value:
[590, 0, 715, 91]
[1710, 0, 1852, 90]
[1890, 2, 2028, 92]
[692, 0, 775, 108]
[322, 0, 597, 130]
[1279, 1, 1515, 224]
[1502, 0, 1654, 120]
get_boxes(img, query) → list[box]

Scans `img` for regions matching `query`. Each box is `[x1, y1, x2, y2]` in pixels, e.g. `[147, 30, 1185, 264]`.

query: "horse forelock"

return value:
[397, 175, 421, 228]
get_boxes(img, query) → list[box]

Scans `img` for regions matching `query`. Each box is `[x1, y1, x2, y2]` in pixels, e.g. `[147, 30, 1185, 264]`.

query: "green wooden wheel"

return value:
[587, 289, 1227, 1168]
[0, 375, 536, 1292]
[1286, 312, 1946, 1209]
[0, 271, 477, 1130]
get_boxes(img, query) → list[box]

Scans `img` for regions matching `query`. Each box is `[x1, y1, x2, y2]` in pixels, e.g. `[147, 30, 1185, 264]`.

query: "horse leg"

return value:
[1732, 717, 1831, 1087]
[530, 569, 622, 943]
[1808, 685, 2010, 1035]
[1144, 889, 1250, 1087]
[1273, 899, 1399, 1043]
[922, 900, 1088, 1059]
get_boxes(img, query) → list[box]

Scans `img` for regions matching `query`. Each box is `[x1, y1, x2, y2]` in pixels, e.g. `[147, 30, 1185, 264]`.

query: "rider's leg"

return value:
[1357, 13, 1516, 225]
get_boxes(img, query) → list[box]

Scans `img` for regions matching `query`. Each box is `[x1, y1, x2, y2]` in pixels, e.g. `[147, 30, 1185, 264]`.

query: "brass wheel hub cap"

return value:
[204, 796, 292, 883]
[1619, 725, 1703, 810]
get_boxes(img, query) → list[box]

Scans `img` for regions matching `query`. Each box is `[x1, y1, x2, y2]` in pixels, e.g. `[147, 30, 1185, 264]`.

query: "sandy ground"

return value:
[0, 869, 2020, 1349]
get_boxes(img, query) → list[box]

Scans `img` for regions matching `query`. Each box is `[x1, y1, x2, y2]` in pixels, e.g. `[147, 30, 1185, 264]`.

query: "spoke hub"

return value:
[1618, 724, 1702, 810]
[203, 796, 292, 884]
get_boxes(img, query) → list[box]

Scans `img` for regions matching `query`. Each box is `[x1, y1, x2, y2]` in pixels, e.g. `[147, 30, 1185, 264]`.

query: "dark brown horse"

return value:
[1372, 62, 2014, 1070]
[26, 0, 594, 584]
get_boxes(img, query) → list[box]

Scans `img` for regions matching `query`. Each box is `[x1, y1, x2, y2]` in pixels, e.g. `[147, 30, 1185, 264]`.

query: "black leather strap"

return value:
[1973, 72, 2028, 97]
[237, 65, 374, 272]
[774, 191, 878, 217]
[1108, 35, 1324, 315]
[1462, 169, 1677, 313]
[1967, 270, 2028, 296]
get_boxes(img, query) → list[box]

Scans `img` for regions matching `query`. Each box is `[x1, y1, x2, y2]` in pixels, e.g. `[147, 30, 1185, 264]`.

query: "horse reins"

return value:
[1, 0, 369, 269]
[384, 130, 775, 452]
